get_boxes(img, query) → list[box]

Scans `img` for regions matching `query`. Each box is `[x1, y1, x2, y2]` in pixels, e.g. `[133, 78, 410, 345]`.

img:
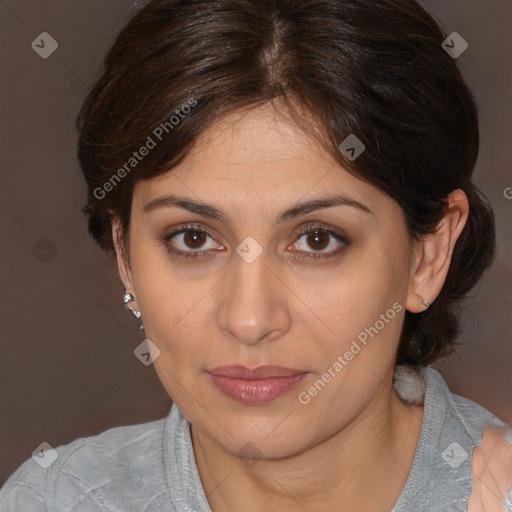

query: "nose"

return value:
[216, 247, 291, 346]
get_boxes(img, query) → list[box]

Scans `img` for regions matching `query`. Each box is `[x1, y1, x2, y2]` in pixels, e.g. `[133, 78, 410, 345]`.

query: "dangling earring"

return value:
[123, 291, 142, 318]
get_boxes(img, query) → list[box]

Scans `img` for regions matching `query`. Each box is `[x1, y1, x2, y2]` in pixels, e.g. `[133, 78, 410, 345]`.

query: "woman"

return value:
[1, 0, 511, 510]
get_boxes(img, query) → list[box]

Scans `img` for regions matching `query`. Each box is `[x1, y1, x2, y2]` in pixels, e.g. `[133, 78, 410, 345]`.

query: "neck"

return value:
[191, 379, 424, 512]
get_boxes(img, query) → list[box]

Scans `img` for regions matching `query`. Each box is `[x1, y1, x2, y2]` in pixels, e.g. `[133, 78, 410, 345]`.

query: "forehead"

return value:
[133, 103, 389, 221]
[188, 104, 320, 168]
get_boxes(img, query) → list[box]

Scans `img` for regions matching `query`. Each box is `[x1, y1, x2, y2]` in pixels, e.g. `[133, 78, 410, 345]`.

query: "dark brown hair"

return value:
[76, 0, 496, 366]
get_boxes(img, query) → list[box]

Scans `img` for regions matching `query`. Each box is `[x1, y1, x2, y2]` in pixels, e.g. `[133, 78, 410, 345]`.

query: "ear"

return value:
[406, 189, 469, 313]
[111, 216, 136, 295]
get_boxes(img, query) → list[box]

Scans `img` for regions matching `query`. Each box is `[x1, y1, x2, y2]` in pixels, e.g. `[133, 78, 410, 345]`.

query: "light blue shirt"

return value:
[0, 366, 510, 511]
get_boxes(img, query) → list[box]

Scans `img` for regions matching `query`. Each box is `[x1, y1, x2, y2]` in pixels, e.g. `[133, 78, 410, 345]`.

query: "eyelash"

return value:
[160, 223, 350, 261]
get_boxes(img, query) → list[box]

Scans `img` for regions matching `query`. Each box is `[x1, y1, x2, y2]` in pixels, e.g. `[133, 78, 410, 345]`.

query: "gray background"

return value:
[0, 0, 511, 485]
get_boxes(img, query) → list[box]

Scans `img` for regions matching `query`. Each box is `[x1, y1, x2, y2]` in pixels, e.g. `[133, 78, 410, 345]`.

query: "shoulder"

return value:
[0, 415, 169, 511]
[391, 366, 512, 512]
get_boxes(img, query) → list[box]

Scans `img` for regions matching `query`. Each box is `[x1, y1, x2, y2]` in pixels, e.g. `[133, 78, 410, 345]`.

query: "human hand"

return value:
[467, 426, 512, 512]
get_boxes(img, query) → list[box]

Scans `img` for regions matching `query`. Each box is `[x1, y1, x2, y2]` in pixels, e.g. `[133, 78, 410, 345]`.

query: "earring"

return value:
[422, 299, 431, 311]
[123, 291, 142, 318]
[123, 292, 135, 305]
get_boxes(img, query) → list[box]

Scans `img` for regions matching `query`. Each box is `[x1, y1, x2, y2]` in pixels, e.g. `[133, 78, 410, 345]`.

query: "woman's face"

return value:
[118, 103, 419, 458]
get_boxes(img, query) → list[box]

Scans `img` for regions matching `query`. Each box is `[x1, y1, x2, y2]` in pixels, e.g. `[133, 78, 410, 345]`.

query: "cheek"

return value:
[315, 242, 407, 327]
[132, 257, 217, 366]
[301, 243, 409, 385]
[138, 286, 207, 356]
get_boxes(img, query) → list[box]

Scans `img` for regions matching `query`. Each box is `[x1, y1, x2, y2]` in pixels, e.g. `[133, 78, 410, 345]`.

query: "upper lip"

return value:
[208, 365, 309, 379]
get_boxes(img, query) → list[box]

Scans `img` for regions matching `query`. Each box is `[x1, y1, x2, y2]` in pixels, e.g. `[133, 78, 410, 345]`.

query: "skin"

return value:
[468, 427, 512, 512]
[112, 102, 471, 511]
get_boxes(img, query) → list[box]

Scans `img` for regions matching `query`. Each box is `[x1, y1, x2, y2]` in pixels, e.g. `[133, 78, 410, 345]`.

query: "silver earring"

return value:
[123, 291, 142, 318]
[123, 292, 135, 305]
[423, 299, 431, 310]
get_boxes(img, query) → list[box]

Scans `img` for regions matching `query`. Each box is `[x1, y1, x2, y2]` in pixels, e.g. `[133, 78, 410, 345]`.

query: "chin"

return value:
[219, 429, 307, 462]
[191, 407, 307, 455]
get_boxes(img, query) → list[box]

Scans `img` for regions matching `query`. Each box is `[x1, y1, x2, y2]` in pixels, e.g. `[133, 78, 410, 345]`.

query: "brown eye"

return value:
[305, 231, 330, 251]
[162, 223, 349, 261]
[183, 230, 208, 249]
[162, 224, 223, 259]
[291, 225, 349, 258]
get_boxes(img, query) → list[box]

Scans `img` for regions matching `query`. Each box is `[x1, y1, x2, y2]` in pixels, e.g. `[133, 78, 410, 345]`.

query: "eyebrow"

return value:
[142, 193, 373, 226]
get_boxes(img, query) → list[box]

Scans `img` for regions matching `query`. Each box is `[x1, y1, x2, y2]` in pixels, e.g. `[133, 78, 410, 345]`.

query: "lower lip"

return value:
[207, 373, 309, 404]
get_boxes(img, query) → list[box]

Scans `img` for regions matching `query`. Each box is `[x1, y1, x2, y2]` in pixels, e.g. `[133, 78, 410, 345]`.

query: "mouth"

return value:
[206, 365, 310, 404]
